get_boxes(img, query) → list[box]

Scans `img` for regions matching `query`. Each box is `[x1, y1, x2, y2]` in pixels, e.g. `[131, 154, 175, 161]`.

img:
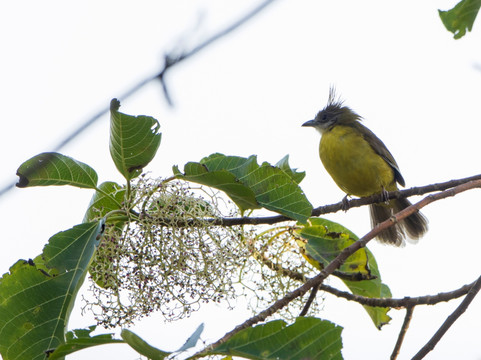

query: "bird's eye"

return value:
[321, 114, 328, 121]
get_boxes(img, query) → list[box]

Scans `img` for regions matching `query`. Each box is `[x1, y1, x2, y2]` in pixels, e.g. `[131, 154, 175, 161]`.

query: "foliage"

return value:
[0, 222, 104, 360]
[2, 99, 389, 359]
[439, 0, 481, 39]
[174, 153, 312, 222]
[295, 218, 391, 329]
[2, 87, 476, 360]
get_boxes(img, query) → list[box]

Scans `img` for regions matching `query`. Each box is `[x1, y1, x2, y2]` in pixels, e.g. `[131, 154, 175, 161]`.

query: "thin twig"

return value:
[391, 306, 414, 360]
[299, 285, 319, 316]
[411, 274, 481, 360]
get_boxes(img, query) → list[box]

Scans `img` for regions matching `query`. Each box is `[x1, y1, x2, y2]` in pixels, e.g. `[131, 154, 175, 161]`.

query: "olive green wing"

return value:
[353, 122, 405, 187]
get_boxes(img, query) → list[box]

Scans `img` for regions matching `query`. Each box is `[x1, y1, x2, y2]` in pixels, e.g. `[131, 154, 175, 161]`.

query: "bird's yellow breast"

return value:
[319, 125, 396, 197]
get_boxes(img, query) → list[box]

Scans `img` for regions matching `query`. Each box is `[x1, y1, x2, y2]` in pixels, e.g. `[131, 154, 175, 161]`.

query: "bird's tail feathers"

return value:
[370, 198, 428, 246]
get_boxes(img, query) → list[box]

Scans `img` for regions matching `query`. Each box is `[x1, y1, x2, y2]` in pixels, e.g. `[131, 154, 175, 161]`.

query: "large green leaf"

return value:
[174, 153, 312, 222]
[439, 0, 481, 39]
[0, 221, 104, 360]
[48, 326, 123, 360]
[16, 152, 98, 189]
[210, 317, 343, 360]
[297, 218, 391, 329]
[109, 98, 162, 181]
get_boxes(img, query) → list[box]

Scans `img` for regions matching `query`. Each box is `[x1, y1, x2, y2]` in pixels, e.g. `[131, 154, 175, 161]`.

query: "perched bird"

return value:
[302, 89, 427, 246]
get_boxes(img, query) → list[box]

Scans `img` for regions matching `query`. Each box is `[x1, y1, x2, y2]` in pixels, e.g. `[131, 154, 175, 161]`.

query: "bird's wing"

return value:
[353, 122, 406, 187]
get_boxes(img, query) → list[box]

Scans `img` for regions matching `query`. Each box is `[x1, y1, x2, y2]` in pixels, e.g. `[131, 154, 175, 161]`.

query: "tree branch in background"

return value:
[0, 0, 278, 198]
[411, 274, 481, 360]
[391, 306, 414, 360]
[158, 0, 278, 105]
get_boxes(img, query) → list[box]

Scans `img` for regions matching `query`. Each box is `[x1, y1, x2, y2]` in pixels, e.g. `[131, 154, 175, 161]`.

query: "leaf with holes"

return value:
[109, 98, 162, 181]
[16, 152, 98, 189]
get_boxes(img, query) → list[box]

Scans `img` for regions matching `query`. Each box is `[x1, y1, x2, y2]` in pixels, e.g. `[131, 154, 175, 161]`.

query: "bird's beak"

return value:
[302, 119, 316, 127]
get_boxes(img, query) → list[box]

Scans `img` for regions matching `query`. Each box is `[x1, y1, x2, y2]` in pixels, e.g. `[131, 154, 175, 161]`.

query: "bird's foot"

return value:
[341, 195, 350, 211]
[381, 187, 390, 204]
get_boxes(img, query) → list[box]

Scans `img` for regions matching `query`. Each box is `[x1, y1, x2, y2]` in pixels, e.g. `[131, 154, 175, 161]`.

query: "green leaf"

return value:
[48, 326, 123, 360]
[83, 181, 126, 223]
[297, 220, 371, 278]
[439, 0, 481, 39]
[275, 155, 305, 184]
[16, 152, 98, 189]
[0, 221, 104, 360]
[173, 163, 260, 212]
[121, 329, 170, 360]
[297, 218, 391, 329]
[210, 317, 343, 360]
[343, 247, 392, 329]
[174, 153, 312, 222]
[109, 98, 162, 180]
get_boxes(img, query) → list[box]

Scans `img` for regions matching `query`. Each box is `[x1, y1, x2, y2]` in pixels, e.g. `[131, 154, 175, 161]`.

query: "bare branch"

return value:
[391, 306, 414, 360]
[320, 281, 475, 308]
[299, 285, 319, 316]
[411, 274, 481, 360]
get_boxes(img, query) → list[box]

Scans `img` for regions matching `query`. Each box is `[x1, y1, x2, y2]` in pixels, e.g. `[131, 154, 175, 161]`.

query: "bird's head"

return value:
[302, 88, 361, 133]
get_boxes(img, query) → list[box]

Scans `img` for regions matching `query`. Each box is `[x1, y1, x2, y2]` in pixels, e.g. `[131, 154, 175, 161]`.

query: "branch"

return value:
[320, 280, 475, 308]
[312, 173, 481, 216]
[391, 306, 414, 360]
[299, 285, 319, 316]
[252, 247, 475, 309]
[411, 274, 481, 360]
[194, 179, 481, 355]
[183, 174, 481, 227]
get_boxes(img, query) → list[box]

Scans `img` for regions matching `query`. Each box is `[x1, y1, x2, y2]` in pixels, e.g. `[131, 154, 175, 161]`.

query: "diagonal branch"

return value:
[251, 243, 476, 309]
[194, 179, 481, 355]
[411, 274, 481, 360]
[391, 306, 414, 360]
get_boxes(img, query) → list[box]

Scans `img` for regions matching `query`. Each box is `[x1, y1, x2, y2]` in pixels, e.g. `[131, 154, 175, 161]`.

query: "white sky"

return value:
[1, 1, 481, 359]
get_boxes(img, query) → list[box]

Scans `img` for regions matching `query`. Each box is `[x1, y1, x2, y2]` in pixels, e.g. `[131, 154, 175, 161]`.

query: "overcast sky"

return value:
[1, 1, 481, 359]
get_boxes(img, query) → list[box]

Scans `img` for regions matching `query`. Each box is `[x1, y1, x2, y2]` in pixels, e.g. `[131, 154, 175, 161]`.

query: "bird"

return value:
[302, 88, 428, 246]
